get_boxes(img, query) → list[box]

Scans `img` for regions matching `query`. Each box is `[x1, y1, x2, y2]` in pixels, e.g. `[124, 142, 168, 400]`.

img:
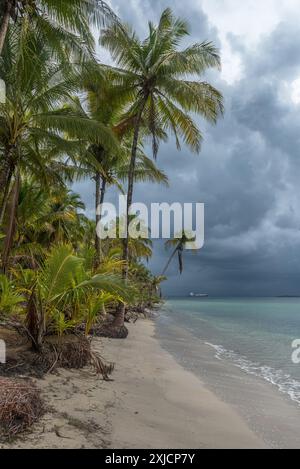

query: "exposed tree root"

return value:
[36, 336, 91, 371]
[0, 333, 114, 380]
[35, 336, 114, 380]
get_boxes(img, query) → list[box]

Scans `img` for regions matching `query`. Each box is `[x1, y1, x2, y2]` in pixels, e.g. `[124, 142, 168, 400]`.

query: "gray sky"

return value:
[74, 0, 300, 297]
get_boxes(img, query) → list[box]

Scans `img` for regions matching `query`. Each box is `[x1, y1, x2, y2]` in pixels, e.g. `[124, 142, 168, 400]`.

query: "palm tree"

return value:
[82, 69, 129, 267]
[82, 72, 168, 267]
[12, 243, 130, 351]
[0, 26, 118, 270]
[0, 272, 24, 317]
[127, 264, 164, 309]
[150, 275, 166, 299]
[0, 0, 119, 56]
[0, 0, 13, 53]
[162, 233, 197, 276]
[89, 143, 169, 267]
[113, 224, 153, 264]
[101, 8, 223, 329]
[9, 182, 87, 268]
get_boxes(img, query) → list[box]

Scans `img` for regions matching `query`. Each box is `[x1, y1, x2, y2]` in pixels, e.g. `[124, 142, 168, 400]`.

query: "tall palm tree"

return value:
[82, 72, 168, 267]
[0, 0, 119, 56]
[101, 8, 224, 330]
[82, 69, 130, 267]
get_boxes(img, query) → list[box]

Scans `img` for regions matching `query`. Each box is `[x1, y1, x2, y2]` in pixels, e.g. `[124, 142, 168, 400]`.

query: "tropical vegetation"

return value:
[0, 1, 223, 378]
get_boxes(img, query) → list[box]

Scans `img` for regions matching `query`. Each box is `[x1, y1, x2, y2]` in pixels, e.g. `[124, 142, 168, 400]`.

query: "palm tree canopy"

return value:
[0, 0, 119, 59]
[81, 70, 169, 188]
[0, 26, 119, 176]
[100, 7, 224, 158]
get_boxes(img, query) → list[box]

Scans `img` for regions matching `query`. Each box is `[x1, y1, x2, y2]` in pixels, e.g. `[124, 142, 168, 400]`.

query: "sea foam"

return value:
[205, 342, 300, 406]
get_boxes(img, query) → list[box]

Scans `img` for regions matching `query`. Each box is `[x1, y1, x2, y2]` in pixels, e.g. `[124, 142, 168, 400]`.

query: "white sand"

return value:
[1, 319, 266, 449]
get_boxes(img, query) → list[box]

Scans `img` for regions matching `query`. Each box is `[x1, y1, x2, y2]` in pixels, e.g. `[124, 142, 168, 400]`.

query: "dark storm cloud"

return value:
[247, 21, 300, 80]
[75, 1, 300, 296]
[111, 0, 219, 45]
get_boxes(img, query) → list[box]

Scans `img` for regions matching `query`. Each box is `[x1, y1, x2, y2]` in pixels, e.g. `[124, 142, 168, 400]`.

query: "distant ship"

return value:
[189, 292, 208, 298]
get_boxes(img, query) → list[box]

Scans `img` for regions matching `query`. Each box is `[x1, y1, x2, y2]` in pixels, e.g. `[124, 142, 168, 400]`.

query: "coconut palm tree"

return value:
[81, 72, 168, 267]
[81, 69, 130, 267]
[0, 0, 118, 56]
[0, 273, 24, 317]
[87, 143, 169, 267]
[162, 233, 197, 276]
[128, 264, 164, 310]
[100, 8, 223, 330]
[3, 178, 88, 270]
[0, 26, 118, 269]
[12, 243, 131, 351]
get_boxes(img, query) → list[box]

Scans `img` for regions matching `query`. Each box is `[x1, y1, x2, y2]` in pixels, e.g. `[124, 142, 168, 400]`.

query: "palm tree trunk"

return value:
[0, 164, 13, 226]
[2, 167, 20, 273]
[94, 173, 106, 268]
[112, 301, 125, 328]
[100, 178, 106, 214]
[0, 0, 13, 54]
[124, 107, 145, 277]
[0, 145, 13, 217]
[161, 244, 179, 276]
[95, 171, 101, 266]
[112, 103, 146, 329]
[26, 289, 44, 352]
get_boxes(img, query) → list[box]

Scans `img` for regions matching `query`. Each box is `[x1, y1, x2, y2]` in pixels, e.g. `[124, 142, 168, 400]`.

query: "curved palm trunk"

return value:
[112, 104, 146, 328]
[161, 244, 179, 276]
[0, 163, 13, 226]
[0, 0, 12, 54]
[94, 172, 106, 268]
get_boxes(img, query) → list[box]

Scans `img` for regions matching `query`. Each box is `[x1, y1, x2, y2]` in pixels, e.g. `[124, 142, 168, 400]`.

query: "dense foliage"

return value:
[0, 2, 223, 345]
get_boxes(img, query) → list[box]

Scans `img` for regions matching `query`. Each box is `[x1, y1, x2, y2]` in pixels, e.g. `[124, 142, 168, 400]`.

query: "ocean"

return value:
[156, 298, 300, 407]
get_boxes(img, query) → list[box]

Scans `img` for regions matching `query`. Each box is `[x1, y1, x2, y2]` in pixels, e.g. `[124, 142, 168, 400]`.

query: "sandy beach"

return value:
[1, 319, 267, 449]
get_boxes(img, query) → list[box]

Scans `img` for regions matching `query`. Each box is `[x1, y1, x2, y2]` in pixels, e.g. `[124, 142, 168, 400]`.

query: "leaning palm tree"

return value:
[162, 233, 197, 276]
[0, 0, 119, 56]
[100, 8, 224, 331]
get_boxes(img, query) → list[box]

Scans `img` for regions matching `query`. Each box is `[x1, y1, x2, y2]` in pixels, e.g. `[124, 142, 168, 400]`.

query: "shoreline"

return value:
[156, 312, 300, 449]
[1, 319, 266, 449]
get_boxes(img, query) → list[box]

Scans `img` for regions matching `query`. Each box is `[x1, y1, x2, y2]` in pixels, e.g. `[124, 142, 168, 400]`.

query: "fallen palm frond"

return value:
[90, 351, 114, 380]
[0, 378, 43, 438]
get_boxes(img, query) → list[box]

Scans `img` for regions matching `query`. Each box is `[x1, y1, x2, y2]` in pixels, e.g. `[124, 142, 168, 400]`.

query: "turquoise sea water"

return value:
[158, 298, 300, 405]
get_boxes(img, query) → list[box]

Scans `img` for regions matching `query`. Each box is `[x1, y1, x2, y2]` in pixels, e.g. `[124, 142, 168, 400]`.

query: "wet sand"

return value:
[156, 318, 300, 449]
